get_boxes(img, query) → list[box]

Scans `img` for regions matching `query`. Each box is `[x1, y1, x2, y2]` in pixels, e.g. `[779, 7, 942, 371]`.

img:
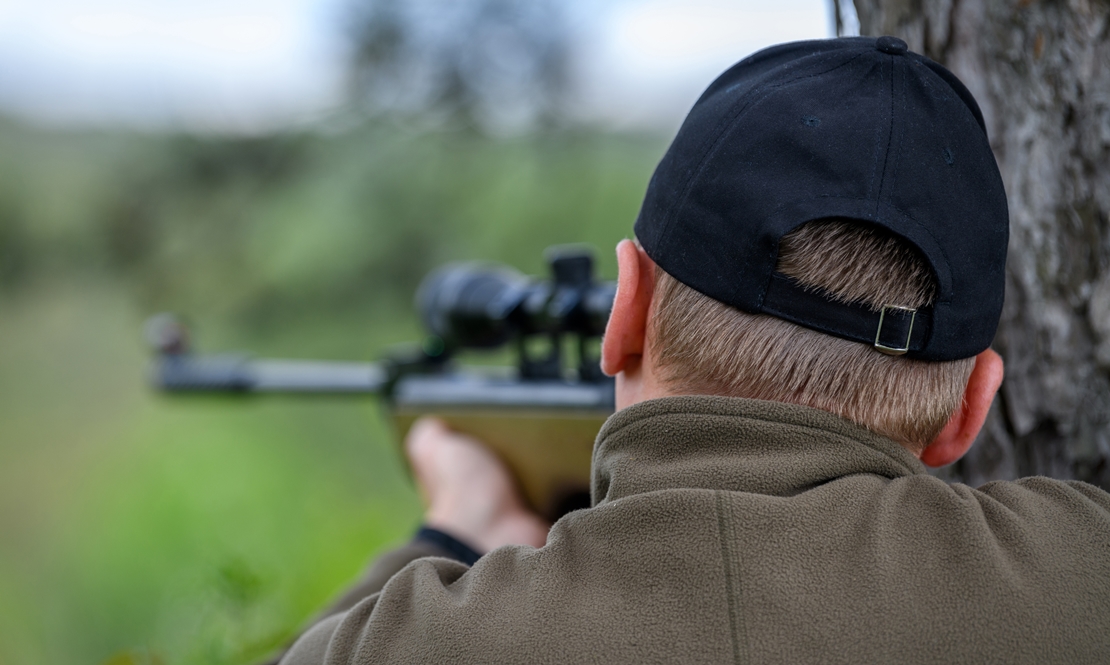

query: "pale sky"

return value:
[0, 0, 853, 133]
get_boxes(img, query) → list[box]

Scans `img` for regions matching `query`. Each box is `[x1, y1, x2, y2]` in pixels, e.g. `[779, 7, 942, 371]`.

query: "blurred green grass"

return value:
[0, 117, 665, 665]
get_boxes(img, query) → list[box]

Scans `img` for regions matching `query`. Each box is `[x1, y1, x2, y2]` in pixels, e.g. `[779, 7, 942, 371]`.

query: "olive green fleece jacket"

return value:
[282, 396, 1110, 664]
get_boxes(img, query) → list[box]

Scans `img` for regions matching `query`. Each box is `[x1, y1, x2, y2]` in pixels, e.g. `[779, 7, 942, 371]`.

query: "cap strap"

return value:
[761, 273, 931, 356]
[874, 305, 916, 355]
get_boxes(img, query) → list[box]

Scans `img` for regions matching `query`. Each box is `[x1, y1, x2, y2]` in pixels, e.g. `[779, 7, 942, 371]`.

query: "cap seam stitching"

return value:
[874, 54, 896, 216]
[883, 55, 910, 211]
[864, 59, 884, 201]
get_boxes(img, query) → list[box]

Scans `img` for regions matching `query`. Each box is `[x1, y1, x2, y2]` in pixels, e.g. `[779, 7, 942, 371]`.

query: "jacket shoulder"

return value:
[972, 476, 1110, 525]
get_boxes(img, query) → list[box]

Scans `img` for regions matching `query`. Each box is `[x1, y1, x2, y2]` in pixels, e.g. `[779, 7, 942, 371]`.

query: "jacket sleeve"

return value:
[269, 530, 479, 665]
[319, 538, 457, 616]
[279, 554, 473, 665]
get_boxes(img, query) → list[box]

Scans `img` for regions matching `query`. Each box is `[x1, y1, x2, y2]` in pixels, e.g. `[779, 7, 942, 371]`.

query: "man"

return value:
[282, 36, 1110, 664]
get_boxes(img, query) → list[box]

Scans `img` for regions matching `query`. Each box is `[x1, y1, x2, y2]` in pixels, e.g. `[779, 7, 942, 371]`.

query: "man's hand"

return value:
[404, 417, 550, 553]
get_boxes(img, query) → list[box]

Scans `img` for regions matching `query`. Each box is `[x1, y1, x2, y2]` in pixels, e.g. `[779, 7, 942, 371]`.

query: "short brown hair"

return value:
[648, 219, 975, 450]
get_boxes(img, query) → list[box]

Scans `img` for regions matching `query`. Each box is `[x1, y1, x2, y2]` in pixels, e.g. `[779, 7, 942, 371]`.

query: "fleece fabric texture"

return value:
[261, 539, 454, 665]
[281, 396, 1110, 665]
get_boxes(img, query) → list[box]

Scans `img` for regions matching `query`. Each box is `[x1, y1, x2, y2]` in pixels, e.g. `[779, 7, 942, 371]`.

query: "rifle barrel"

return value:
[393, 373, 614, 412]
[154, 355, 388, 394]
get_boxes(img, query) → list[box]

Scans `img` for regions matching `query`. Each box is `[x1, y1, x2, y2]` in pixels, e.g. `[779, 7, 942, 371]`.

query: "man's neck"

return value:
[614, 353, 671, 411]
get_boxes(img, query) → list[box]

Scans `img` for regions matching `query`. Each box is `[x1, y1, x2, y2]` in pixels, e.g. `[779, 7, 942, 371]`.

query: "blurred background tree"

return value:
[346, 0, 572, 132]
[837, 0, 1110, 489]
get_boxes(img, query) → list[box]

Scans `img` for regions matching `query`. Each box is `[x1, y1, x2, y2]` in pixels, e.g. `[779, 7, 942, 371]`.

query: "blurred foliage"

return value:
[0, 114, 661, 343]
[346, 0, 572, 133]
[0, 113, 664, 665]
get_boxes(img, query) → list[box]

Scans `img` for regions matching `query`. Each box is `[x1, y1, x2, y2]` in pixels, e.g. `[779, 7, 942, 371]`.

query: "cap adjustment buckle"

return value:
[874, 305, 917, 356]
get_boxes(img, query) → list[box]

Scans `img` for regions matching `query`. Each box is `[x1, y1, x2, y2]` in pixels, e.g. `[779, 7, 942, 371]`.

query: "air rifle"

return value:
[146, 247, 617, 520]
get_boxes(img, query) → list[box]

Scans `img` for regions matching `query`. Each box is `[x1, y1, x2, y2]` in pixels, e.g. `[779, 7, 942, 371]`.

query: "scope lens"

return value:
[416, 264, 529, 349]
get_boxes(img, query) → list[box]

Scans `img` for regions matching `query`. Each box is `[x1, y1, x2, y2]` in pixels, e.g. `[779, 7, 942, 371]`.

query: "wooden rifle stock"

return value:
[151, 352, 614, 520]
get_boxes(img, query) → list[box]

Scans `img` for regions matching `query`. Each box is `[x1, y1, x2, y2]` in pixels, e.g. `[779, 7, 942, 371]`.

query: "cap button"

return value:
[876, 36, 908, 55]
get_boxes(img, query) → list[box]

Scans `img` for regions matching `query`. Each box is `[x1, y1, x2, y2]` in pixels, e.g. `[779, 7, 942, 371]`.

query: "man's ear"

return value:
[601, 240, 656, 376]
[919, 348, 1005, 467]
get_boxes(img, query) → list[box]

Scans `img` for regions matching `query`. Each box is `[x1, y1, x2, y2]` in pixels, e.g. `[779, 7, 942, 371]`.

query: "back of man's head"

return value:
[633, 37, 1009, 451]
[649, 220, 972, 450]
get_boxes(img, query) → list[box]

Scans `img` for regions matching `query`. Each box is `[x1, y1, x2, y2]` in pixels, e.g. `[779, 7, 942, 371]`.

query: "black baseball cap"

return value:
[634, 36, 1008, 362]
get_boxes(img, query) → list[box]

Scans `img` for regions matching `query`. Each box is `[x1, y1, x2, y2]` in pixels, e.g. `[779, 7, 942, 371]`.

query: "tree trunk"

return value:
[841, 0, 1110, 489]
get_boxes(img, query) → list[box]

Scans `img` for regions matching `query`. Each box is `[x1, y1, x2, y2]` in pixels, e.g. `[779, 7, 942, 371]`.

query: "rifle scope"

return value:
[418, 247, 616, 350]
[148, 246, 616, 392]
[416, 247, 615, 381]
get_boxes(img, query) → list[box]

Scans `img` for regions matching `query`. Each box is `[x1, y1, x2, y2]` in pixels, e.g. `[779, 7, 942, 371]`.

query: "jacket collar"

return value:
[591, 395, 927, 505]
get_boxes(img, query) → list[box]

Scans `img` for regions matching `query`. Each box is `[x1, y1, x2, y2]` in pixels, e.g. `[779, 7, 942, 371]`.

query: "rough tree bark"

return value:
[839, 0, 1110, 489]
